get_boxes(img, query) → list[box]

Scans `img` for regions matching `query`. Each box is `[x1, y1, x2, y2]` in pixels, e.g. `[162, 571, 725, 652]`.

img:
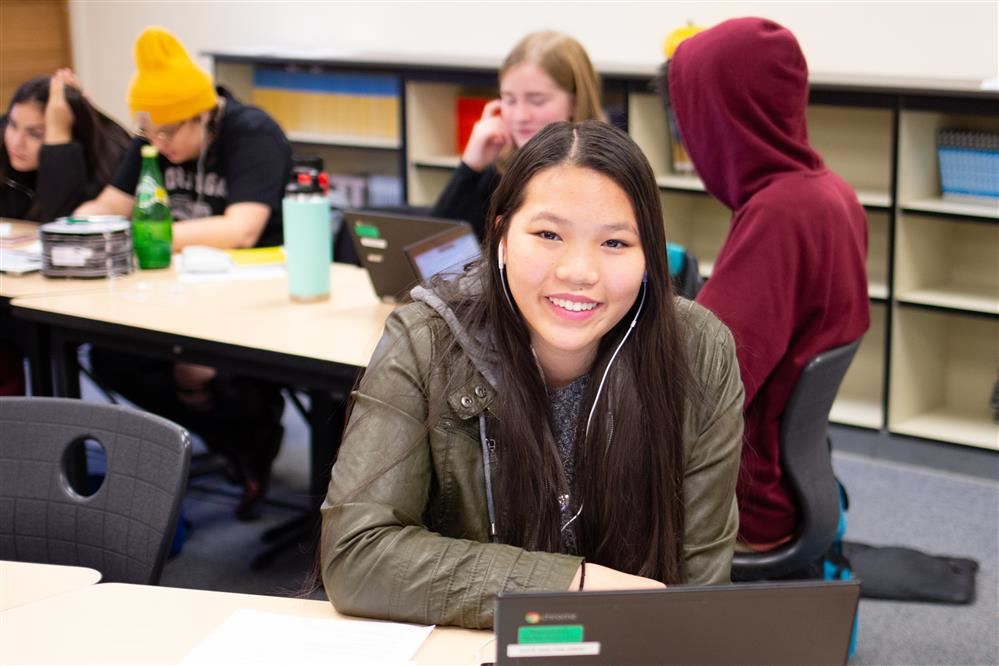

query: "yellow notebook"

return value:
[224, 246, 287, 266]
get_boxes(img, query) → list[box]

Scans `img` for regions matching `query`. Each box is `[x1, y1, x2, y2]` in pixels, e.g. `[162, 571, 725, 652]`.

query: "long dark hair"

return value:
[1, 75, 131, 219]
[326, 122, 694, 590]
[442, 121, 693, 583]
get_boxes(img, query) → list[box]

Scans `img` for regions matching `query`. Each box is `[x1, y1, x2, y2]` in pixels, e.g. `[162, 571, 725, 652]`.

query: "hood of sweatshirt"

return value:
[667, 17, 824, 211]
[409, 268, 501, 391]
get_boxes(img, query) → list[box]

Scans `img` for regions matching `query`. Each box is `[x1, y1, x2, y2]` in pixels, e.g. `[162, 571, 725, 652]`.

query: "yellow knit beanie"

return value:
[127, 26, 218, 125]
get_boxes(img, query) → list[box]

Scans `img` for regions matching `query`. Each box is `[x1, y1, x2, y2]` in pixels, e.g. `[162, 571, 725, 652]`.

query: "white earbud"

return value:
[497, 242, 517, 312]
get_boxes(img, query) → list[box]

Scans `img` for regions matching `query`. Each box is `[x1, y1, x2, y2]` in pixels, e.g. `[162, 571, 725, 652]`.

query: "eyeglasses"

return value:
[135, 118, 191, 143]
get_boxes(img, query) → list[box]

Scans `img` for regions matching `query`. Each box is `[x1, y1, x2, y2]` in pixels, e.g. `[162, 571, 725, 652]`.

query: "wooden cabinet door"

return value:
[0, 0, 72, 110]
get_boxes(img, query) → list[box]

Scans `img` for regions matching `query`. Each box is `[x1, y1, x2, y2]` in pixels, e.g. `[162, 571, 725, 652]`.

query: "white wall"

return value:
[70, 0, 998, 124]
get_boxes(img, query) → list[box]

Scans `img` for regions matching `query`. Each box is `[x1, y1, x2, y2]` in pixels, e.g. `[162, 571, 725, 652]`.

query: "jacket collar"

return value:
[447, 371, 496, 419]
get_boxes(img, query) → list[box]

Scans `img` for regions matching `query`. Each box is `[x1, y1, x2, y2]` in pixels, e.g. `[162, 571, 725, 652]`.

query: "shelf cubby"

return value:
[214, 59, 404, 208]
[658, 191, 730, 277]
[628, 92, 671, 178]
[832, 302, 886, 429]
[895, 213, 999, 315]
[889, 306, 998, 450]
[405, 81, 462, 206]
[867, 210, 890, 300]
[898, 109, 999, 213]
[808, 105, 893, 207]
[214, 60, 255, 102]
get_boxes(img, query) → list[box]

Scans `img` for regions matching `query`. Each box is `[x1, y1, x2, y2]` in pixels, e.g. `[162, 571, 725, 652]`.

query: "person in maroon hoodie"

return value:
[662, 17, 870, 551]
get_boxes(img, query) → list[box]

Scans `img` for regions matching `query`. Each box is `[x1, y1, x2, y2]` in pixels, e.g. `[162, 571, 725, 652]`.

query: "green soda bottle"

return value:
[131, 145, 173, 269]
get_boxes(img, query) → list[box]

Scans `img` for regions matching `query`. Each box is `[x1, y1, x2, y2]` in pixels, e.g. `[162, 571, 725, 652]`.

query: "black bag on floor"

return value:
[843, 541, 978, 604]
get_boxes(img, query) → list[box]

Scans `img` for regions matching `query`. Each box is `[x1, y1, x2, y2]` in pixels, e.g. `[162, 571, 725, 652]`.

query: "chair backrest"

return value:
[732, 340, 860, 580]
[0, 397, 191, 585]
[666, 242, 704, 300]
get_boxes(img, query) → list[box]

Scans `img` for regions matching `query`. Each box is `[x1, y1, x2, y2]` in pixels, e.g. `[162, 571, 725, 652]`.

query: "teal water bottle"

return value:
[282, 169, 332, 302]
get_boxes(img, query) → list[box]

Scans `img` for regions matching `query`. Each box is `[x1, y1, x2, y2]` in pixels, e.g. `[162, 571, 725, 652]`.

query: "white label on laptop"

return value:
[365, 253, 384, 263]
[360, 237, 388, 249]
[507, 642, 601, 658]
[51, 246, 93, 266]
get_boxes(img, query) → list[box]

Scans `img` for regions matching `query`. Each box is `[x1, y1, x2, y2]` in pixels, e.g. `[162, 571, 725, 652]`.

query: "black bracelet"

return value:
[578, 559, 586, 591]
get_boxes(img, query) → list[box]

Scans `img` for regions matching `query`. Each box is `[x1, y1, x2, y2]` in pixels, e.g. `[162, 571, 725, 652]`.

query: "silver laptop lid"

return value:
[344, 209, 459, 302]
[494, 580, 859, 666]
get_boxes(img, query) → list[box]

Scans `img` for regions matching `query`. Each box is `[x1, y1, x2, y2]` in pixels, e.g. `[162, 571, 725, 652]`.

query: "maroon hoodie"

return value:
[669, 18, 870, 545]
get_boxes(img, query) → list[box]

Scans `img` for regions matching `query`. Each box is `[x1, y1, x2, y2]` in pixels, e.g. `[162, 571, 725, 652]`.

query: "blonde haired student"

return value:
[431, 31, 604, 239]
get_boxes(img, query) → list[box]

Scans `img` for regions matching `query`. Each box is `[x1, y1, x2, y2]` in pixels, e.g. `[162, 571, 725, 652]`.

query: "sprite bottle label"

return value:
[132, 146, 173, 269]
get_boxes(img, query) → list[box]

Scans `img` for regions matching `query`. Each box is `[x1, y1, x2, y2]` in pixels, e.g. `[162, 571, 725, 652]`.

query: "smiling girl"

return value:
[321, 121, 744, 629]
[431, 31, 604, 239]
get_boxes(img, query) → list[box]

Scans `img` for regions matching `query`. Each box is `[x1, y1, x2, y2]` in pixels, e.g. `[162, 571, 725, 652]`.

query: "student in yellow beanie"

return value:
[79, 26, 292, 520]
[78, 26, 290, 248]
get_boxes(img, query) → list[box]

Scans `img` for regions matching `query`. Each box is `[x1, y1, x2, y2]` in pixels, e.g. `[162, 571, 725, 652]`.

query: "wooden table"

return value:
[0, 582, 493, 665]
[0, 560, 101, 611]
[11, 263, 395, 565]
[12, 263, 393, 487]
[13, 263, 392, 388]
[1, 264, 184, 394]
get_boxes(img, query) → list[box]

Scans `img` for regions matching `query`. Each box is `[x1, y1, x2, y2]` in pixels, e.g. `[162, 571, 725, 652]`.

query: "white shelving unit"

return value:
[209, 51, 999, 448]
[889, 107, 999, 449]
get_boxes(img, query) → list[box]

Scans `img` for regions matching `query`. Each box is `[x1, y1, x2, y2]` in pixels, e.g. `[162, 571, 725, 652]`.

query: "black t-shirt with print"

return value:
[111, 87, 291, 247]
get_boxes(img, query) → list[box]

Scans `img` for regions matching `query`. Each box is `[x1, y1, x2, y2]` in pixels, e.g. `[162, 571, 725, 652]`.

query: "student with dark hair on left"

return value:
[1, 69, 132, 397]
[1, 69, 131, 222]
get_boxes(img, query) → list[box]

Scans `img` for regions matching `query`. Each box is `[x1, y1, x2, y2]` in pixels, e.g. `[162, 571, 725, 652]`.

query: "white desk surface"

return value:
[0, 560, 102, 611]
[0, 260, 181, 300]
[0, 582, 493, 665]
[12, 263, 396, 368]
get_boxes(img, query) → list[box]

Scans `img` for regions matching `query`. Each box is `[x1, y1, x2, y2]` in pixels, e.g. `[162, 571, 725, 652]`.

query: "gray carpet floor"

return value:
[832, 449, 998, 665]
[94, 375, 997, 665]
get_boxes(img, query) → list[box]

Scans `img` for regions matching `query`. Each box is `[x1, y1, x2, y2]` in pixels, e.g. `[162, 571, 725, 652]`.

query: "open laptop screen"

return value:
[403, 223, 481, 281]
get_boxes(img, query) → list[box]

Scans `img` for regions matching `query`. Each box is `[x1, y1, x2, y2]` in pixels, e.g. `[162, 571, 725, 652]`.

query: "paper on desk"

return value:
[182, 608, 434, 665]
[177, 264, 286, 283]
[0, 248, 42, 274]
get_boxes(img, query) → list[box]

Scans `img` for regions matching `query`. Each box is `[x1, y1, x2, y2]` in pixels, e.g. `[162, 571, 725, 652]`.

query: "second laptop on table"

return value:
[345, 209, 480, 303]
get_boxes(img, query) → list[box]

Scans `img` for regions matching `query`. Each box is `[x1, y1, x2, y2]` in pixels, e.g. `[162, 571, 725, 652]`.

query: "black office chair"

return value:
[0, 397, 191, 584]
[666, 242, 704, 300]
[731, 340, 861, 581]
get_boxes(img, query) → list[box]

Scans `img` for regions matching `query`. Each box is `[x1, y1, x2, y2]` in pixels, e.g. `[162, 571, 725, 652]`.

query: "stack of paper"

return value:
[183, 609, 434, 666]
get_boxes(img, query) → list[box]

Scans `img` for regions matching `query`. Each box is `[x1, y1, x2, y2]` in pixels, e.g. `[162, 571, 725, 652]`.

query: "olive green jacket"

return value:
[321, 288, 744, 629]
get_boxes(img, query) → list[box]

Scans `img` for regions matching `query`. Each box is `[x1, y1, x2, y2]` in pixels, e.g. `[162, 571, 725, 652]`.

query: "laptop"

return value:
[494, 580, 859, 666]
[403, 222, 481, 283]
[344, 209, 469, 302]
